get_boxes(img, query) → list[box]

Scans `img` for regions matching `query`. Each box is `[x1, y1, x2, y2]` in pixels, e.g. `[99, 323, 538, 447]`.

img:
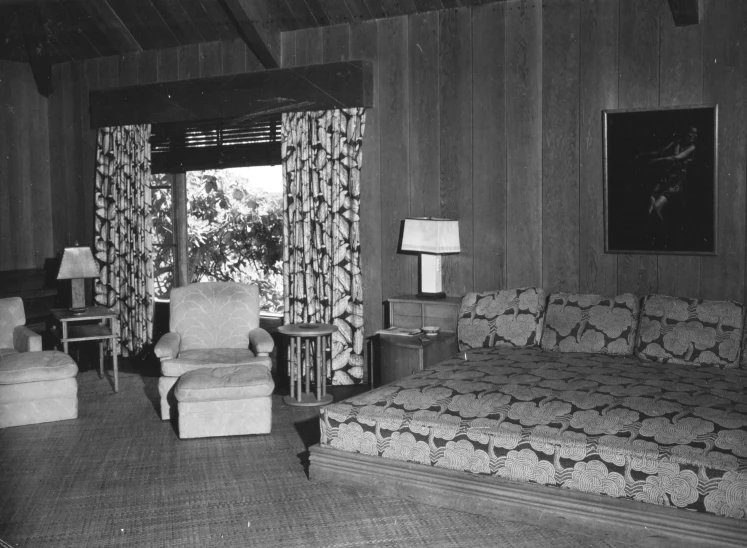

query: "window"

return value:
[150, 117, 283, 315]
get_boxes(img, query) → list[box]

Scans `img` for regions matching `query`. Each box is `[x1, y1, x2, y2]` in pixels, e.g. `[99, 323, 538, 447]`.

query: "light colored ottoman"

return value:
[174, 365, 274, 439]
[0, 350, 78, 428]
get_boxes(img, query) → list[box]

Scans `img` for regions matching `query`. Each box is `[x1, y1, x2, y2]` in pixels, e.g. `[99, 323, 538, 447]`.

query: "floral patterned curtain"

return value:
[282, 109, 366, 385]
[93, 125, 154, 357]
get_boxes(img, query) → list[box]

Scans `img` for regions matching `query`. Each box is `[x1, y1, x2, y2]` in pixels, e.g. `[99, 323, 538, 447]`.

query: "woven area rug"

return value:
[0, 366, 629, 548]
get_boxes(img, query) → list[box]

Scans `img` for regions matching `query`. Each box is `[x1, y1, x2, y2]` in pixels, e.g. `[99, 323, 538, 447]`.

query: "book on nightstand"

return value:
[376, 326, 422, 336]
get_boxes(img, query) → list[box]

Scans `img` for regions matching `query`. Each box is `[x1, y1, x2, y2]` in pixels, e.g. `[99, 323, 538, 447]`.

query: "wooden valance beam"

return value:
[89, 60, 374, 128]
[667, 0, 701, 27]
[218, 0, 279, 69]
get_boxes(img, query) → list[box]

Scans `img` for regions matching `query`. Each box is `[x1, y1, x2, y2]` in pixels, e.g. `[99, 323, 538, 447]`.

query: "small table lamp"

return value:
[400, 218, 460, 299]
[57, 246, 99, 313]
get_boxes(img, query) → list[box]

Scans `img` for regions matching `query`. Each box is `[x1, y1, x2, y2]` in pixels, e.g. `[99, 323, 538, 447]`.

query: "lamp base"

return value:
[416, 291, 446, 300]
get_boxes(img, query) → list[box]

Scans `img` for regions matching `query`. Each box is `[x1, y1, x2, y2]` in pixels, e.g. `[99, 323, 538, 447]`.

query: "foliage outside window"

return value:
[151, 168, 283, 314]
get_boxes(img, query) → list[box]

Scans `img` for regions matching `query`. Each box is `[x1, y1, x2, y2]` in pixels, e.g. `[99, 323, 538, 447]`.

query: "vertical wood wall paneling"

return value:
[350, 21, 384, 334]
[76, 61, 95, 250]
[472, 2, 507, 292]
[0, 64, 9, 266]
[118, 52, 139, 87]
[616, 0, 660, 298]
[221, 40, 247, 75]
[408, 11, 440, 292]
[68, 62, 86, 250]
[505, 0, 543, 288]
[322, 24, 350, 62]
[13, 64, 34, 267]
[48, 63, 69, 258]
[138, 50, 160, 84]
[701, 0, 747, 302]
[178, 44, 201, 80]
[30, 65, 53, 266]
[281, 32, 297, 68]
[657, 8, 703, 298]
[59, 63, 80, 251]
[578, 0, 618, 296]
[542, 0, 580, 294]
[158, 47, 180, 82]
[295, 27, 324, 66]
[377, 16, 411, 299]
[439, 8, 473, 296]
[199, 41, 223, 77]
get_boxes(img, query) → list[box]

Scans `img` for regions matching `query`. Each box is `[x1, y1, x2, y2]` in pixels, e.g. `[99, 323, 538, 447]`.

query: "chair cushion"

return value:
[635, 294, 744, 368]
[0, 349, 18, 357]
[540, 292, 639, 355]
[161, 348, 261, 377]
[0, 297, 25, 350]
[457, 287, 546, 351]
[175, 365, 275, 402]
[169, 282, 260, 351]
[0, 351, 78, 384]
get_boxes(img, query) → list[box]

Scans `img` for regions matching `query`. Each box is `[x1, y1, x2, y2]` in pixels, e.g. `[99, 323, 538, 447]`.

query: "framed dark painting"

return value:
[603, 104, 718, 255]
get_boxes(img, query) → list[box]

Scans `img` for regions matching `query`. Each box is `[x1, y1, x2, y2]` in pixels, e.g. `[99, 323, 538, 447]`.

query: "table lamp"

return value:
[57, 246, 99, 313]
[400, 218, 460, 299]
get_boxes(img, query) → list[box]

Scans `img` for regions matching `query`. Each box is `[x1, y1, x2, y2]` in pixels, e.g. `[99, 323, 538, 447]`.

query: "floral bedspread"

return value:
[320, 347, 747, 520]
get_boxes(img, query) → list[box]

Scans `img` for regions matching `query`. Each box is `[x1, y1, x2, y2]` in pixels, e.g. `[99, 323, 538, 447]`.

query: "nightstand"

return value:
[373, 295, 461, 386]
[376, 332, 458, 386]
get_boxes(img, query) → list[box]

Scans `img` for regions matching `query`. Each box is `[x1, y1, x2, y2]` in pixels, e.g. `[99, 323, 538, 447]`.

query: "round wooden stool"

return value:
[279, 323, 338, 407]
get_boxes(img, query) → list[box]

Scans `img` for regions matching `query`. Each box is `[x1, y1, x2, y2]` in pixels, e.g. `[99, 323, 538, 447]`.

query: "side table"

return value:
[49, 307, 120, 392]
[278, 323, 338, 407]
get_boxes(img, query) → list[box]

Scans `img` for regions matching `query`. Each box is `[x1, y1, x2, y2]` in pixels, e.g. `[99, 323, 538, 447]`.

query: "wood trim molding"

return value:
[310, 444, 747, 548]
[89, 60, 374, 128]
[18, 5, 52, 97]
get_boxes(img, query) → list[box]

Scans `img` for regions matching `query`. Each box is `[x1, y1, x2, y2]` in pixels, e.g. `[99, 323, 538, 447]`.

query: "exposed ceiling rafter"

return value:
[667, 0, 701, 27]
[217, 0, 280, 69]
[18, 4, 52, 97]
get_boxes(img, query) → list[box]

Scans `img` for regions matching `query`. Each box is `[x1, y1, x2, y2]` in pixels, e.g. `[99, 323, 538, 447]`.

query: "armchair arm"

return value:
[13, 325, 42, 352]
[154, 332, 181, 360]
[248, 327, 274, 356]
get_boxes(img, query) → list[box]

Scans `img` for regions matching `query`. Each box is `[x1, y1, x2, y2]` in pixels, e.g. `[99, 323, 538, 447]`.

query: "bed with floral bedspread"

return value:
[311, 288, 747, 546]
[320, 346, 747, 521]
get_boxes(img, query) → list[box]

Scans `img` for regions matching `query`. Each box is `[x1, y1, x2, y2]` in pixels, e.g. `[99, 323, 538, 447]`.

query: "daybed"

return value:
[310, 288, 747, 547]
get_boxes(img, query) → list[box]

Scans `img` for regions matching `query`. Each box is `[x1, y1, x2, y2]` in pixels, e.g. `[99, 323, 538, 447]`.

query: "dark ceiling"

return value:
[0, 0, 504, 65]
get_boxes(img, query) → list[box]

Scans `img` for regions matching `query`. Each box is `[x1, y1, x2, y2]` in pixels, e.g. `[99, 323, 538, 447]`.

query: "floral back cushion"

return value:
[457, 287, 546, 351]
[540, 293, 639, 355]
[635, 294, 744, 368]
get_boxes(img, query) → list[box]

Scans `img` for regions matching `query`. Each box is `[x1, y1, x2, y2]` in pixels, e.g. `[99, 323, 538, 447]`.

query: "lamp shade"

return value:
[401, 218, 461, 254]
[57, 247, 99, 280]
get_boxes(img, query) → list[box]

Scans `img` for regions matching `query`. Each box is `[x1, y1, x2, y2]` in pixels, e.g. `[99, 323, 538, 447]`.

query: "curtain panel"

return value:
[94, 125, 154, 357]
[282, 109, 366, 385]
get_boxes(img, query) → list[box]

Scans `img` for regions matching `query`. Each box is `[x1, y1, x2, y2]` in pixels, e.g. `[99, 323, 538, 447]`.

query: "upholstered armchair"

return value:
[0, 297, 42, 356]
[155, 282, 274, 420]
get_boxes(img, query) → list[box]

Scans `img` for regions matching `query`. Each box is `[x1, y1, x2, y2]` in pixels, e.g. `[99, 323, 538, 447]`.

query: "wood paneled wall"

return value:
[282, 0, 747, 335]
[0, 62, 53, 270]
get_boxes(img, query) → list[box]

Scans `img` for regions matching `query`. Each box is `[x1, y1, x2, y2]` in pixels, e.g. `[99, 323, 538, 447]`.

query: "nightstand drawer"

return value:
[390, 302, 423, 329]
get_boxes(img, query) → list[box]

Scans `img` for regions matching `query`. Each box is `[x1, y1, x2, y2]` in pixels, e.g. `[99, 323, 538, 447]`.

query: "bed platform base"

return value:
[310, 444, 747, 548]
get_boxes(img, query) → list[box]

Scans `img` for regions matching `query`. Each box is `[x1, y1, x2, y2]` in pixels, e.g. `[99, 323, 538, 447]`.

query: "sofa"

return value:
[310, 288, 747, 547]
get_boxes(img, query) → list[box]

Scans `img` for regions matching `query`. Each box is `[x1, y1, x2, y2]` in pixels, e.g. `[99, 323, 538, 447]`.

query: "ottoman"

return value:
[0, 350, 78, 428]
[174, 365, 274, 439]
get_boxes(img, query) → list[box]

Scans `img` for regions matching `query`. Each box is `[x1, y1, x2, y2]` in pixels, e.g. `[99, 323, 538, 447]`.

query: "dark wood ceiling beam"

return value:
[218, 0, 280, 69]
[89, 60, 374, 127]
[667, 0, 701, 27]
[17, 5, 52, 97]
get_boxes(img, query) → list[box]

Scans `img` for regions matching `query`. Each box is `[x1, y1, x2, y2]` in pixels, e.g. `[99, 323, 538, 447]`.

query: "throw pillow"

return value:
[635, 294, 744, 369]
[457, 287, 546, 351]
[541, 293, 639, 355]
